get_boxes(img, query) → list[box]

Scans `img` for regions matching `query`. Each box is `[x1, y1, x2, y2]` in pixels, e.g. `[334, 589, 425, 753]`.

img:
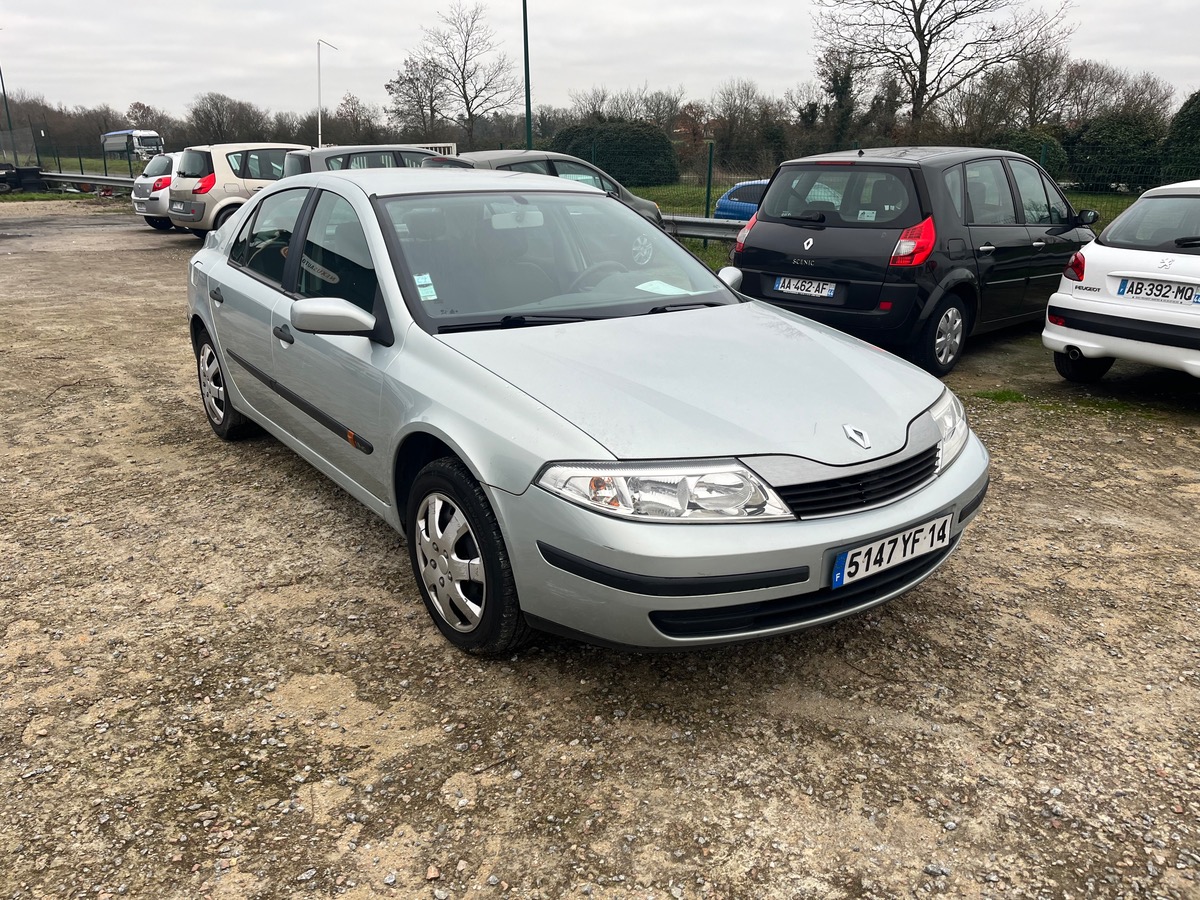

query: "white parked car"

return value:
[130, 152, 181, 230]
[1043, 180, 1200, 381]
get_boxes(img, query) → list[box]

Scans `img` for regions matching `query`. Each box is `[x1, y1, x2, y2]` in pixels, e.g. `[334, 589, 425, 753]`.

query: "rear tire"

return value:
[213, 205, 238, 232]
[1053, 351, 1114, 383]
[144, 216, 173, 230]
[406, 457, 531, 656]
[914, 294, 968, 376]
[195, 328, 251, 440]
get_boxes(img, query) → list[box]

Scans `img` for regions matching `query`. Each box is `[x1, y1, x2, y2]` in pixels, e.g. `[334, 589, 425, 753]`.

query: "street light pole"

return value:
[316, 38, 338, 148]
[522, 1, 532, 149]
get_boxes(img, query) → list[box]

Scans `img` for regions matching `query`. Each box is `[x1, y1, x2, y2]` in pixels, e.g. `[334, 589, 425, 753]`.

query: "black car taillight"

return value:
[1064, 251, 1085, 282]
[890, 216, 936, 267]
[734, 212, 758, 254]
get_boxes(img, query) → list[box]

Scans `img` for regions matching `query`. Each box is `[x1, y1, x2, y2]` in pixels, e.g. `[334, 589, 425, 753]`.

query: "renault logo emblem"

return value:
[803, 237, 814, 250]
[843, 425, 871, 449]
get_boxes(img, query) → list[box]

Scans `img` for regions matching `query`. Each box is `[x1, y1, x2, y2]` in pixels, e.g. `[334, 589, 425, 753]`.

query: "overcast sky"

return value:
[2, 1, 1197, 120]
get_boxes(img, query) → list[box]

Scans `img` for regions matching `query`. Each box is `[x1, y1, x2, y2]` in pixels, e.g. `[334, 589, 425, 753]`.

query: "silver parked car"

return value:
[186, 168, 989, 654]
[131, 152, 181, 230]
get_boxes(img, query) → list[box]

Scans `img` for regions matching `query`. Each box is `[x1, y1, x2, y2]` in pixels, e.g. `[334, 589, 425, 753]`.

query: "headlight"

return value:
[929, 389, 969, 471]
[537, 460, 793, 522]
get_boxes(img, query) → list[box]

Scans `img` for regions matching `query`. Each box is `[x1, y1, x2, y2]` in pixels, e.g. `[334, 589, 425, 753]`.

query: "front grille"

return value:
[649, 536, 959, 639]
[775, 446, 940, 518]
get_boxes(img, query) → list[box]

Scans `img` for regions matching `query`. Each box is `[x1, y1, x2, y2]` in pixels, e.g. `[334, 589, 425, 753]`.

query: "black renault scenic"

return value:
[728, 147, 1099, 374]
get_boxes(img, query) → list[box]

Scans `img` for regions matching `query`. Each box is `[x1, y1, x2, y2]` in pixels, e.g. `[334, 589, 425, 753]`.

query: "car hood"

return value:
[440, 302, 943, 464]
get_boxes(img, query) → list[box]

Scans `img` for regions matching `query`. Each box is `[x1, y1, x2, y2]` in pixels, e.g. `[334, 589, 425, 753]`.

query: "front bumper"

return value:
[1043, 292, 1200, 378]
[492, 433, 990, 649]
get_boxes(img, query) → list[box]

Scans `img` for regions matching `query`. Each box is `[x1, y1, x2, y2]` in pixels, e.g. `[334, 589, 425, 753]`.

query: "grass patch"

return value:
[0, 191, 83, 203]
[679, 237, 734, 272]
[974, 389, 1031, 403]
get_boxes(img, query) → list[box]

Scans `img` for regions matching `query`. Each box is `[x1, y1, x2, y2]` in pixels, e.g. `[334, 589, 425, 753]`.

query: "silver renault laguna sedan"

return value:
[186, 168, 989, 654]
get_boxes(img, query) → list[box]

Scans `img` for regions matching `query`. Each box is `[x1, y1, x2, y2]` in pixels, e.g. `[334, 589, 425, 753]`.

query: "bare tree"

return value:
[186, 92, 269, 143]
[814, 0, 1073, 141]
[569, 86, 610, 122]
[643, 86, 686, 135]
[608, 83, 649, 121]
[423, 1, 518, 149]
[385, 54, 449, 138]
[1000, 47, 1072, 130]
[333, 92, 385, 143]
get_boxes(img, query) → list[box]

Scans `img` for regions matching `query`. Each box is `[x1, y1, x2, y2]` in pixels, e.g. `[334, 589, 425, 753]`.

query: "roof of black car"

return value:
[781, 146, 1030, 167]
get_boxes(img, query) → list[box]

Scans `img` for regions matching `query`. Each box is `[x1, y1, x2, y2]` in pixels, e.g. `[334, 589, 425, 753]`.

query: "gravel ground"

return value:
[1, 198, 1198, 900]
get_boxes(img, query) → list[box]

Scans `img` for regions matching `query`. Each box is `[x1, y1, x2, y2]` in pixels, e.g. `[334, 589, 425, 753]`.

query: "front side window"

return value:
[298, 193, 379, 312]
[236, 188, 308, 284]
[245, 148, 289, 181]
[1099, 195, 1200, 254]
[964, 159, 1018, 226]
[1009, 160, 1051, 225]
[1041, 173, 1070, 225]
[759, 166, 919, 227]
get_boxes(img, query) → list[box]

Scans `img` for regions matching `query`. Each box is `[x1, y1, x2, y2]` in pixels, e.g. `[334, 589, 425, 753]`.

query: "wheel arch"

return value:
[393, 431, 462, 534]
[924, 270, 979, 335]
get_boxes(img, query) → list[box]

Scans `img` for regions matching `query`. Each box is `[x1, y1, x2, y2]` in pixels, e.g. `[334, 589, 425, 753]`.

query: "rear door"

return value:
[964, 158, 1034, 324]
[242, 147, 291, 196]
[735, 164, 921, 311]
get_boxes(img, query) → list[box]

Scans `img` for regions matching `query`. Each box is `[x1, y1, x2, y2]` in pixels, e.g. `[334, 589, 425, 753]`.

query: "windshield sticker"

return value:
[414, 272, 439, 302]
[301, 255, 339, 284]
[857, 210, 877, 222]
[635, 280, 695, 296]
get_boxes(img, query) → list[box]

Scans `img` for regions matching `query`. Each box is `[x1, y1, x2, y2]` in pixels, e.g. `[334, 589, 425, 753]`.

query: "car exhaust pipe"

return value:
[1066, 346, 1082, 361]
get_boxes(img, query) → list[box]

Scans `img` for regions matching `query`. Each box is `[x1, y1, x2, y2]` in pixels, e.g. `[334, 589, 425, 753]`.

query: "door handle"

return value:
[209, 286, 224, 304]
[1031, 240, 1046, 249]
[273, 324, 295, 344]
[977, 242, 995, 256]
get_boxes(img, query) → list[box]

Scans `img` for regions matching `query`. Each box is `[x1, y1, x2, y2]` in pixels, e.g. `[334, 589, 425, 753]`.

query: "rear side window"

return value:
[225, 151, 245, 175]
[729, 183, 766, 204]
[760, 165, 919, 228]
[176, 150, 213, 179]
[142, 155, 173, 178]
[964, 160, 1018, 225]
[501, 160, 552, 175]
[348, 151, 399, 169]
[399, 151, 432, 167]
[1100, 195, 1200, 255]
[942, 166, 964, 220]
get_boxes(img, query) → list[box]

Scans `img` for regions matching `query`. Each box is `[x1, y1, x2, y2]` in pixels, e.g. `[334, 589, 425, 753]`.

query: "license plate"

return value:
[134, 202, 145, 212]
[775, 276, 835, 298]
[832, 514, 953, 589]
[170, 200, 185, 212]
[1116, 278, 1199, 305]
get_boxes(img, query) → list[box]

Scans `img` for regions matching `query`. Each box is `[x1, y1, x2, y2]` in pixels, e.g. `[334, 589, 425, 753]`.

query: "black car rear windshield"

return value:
[760, 164, 921, 229]
[1098, 195, 1200, 255]
[176, 150, 214, 179]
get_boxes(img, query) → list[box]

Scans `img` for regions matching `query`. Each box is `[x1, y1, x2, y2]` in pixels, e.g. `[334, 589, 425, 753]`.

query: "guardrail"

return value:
[661, 214, 744, 241]
[41, 172, 136, 189]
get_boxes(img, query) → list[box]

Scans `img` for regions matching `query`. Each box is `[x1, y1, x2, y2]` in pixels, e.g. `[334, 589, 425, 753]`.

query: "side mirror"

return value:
[291, 296, 376, 337]
[1078, 209, 1100, 227]
[717, 266, 744, 291]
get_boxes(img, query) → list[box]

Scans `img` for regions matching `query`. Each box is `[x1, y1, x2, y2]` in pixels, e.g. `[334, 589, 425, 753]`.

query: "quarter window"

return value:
[964, 160, 1018, 226]
[225, 151, 245, 175]
[239, 188, 309, 285]
[942, 165, 964, 220]
[297, 193, 379, 312]
[553, 160, 613, 193]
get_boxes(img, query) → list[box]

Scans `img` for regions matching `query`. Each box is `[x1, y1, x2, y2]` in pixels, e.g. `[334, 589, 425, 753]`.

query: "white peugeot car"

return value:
[1043, 180, 1200, 381]
[186, 168, 989, 654]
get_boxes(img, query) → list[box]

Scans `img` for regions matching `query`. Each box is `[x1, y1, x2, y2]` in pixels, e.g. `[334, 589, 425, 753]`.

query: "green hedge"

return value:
[994, 129, 1068, 178]
[1162, 91, 1200, 184]
[549, 121, 680, 187]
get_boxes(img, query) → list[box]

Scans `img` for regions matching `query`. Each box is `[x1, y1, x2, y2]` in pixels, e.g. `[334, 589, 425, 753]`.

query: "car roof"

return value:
[458, 149, 587, 165]
[181, 142, 310, 153]
[293, 145, 439, 162]
[293, 166, 605, 196]
[1141, 180, 1200, 198]
[780, 146, 1034, 167]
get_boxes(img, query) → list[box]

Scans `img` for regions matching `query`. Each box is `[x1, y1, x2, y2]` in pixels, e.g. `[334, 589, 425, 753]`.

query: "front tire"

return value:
[195, 328, 251, 440]
[406, 458, 530, 655]
[1053, 351, 1114, 383]
[144, 216, 173, 230]
[915, 294, 968, 376]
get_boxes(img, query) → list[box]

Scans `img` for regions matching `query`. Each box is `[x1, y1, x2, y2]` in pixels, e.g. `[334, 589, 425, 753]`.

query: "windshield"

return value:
[1098, 194, 1200, 255]
[759, 165, 920, 228]
[378, 191, 734, 331]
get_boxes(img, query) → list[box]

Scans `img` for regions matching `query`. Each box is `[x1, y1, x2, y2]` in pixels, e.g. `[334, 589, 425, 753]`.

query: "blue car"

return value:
[713, 179, 769, 220]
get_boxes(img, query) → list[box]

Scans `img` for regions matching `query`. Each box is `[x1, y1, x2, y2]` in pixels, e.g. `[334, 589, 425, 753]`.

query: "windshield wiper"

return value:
[646, 301, 727, 314]
[439, 313, 602, 334]
[1173, 236, 1200, 247]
